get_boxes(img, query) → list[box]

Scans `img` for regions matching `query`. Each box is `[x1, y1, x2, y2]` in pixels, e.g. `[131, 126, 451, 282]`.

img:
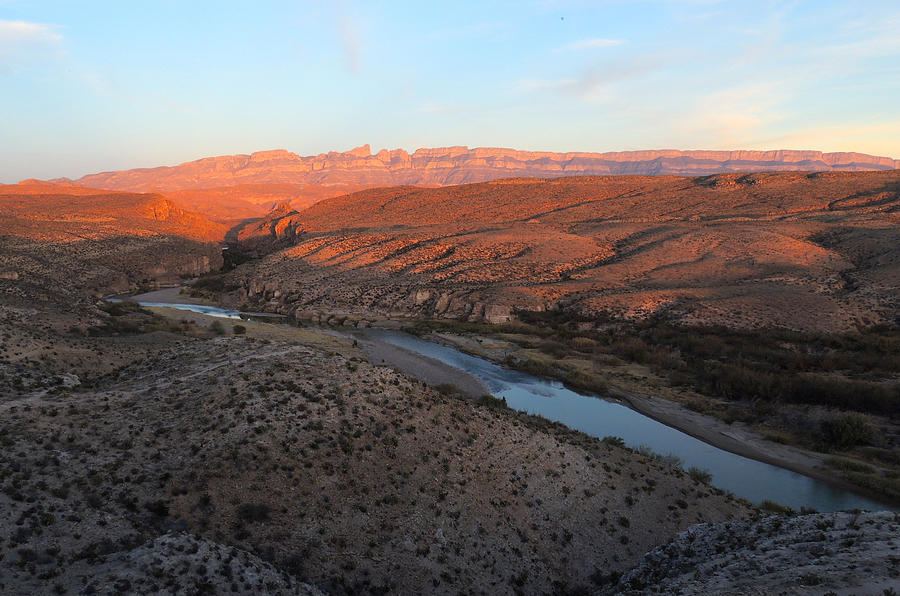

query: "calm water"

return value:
[360, 328, 895, 513]
[110, 295, 894, 512]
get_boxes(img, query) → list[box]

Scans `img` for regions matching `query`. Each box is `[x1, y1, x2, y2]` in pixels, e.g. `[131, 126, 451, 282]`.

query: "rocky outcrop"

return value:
[614, 511, 900, 595]
[62, 146, 900, 192]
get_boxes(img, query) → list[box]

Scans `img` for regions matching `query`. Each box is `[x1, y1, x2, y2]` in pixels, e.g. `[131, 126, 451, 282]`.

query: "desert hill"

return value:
[159, 183, 370, 223]
[0, 181, 227, 242]
[0, 183, 226, 303]
[226, 171, 900, 333]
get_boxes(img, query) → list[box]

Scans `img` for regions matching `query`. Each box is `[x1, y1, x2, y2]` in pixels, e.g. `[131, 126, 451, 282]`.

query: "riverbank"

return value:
[417, 330, 898, 509]
[141, 305, 493, 400]
[357, 334, 491, 397]
[127, 294, 896, 509]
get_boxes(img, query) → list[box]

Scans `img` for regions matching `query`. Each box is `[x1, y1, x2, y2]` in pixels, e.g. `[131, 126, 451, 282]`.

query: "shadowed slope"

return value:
[0, 183, 227, 304]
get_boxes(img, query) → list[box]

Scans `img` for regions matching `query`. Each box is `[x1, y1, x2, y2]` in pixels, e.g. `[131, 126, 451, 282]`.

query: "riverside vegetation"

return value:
[405, 312, 900, 503]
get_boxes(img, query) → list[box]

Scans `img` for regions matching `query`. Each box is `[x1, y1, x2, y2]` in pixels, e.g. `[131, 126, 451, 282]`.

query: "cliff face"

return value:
[66, 145, 900, 192]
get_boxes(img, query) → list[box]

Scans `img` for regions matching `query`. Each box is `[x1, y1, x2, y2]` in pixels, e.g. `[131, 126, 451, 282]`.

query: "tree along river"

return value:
[117, 297, 895, 513]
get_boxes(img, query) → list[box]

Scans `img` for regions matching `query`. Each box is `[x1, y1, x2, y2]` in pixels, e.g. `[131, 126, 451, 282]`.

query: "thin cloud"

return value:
[0, 19, 63, 70]
[339, 14, 361, 73]
[0, 19, 62, 45]
[554, 38, 623, 52]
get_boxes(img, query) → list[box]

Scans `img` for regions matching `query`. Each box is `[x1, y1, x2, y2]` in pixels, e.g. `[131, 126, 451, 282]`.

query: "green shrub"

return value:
[820, 414, 873, 450]
[687, 467, 712, 484]
[602, 436, 625, 448]
[760, 499, 793, 514]
[476, 394, 508, 410]
[824, 457, 876, 474]
[232, 324, 247, 335]
[209, 320, 225, 335]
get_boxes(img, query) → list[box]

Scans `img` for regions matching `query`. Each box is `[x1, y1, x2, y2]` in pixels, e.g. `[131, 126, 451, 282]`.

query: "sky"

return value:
[1, 0, 899, 182]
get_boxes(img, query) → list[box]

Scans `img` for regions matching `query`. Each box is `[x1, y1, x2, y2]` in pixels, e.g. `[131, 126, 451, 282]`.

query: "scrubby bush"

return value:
[232, 324, 247, 335]
[236, 502, 271, 522]
[687, 467, 712, 484]
[476, 394, 508, 410]
[820, 414, 873, 450]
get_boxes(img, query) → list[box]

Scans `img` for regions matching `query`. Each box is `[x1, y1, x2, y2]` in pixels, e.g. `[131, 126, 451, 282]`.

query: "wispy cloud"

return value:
[554, 38, 623, 52]
[0, 19, 63, 71]
[338, 12, 361, 73]
[0, 19, 61, 45]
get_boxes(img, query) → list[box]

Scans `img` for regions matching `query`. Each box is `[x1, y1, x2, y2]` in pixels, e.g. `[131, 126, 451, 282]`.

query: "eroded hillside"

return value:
[227, 171, 900, 333]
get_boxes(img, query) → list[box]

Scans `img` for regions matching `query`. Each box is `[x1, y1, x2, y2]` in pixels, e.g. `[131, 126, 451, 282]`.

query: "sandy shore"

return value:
[126, 286, 207, 304]
[146, 305, 491, 399]
[356, 334, 491, 398]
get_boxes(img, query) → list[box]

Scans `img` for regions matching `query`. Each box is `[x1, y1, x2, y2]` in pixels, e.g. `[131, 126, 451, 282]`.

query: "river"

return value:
[114, 295, 894, 512]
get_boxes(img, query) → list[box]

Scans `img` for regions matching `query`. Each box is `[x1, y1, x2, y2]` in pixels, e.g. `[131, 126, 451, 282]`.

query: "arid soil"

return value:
[227, 171, 900, 333]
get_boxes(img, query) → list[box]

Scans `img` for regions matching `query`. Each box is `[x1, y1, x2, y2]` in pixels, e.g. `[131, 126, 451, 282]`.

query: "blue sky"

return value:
[1, 0, 899, 182]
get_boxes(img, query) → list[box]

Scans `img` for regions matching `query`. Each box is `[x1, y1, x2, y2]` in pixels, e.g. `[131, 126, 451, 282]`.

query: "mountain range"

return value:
[57, 145, 899, 191]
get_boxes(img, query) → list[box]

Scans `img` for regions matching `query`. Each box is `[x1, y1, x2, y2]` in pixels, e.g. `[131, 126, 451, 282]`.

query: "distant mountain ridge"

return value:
[58, 145, 900, 192]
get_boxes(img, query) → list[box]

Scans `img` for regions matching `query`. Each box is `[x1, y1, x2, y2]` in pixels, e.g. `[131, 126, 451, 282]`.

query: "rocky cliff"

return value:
[63, 145, 900, 192]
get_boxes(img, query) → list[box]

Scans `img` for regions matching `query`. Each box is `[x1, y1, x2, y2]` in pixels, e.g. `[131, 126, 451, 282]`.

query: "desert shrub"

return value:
[571, 336, 597, 351]
[602, 436, 625, 448]
[824, 457, 876, 474]
[232, 324, 247, 335]
[191, 275, 225, 292]
[99, 300, 143, 317]
[760, 499, 793, 514]
[209, 320, 225, 335]
[538, 340, 570, 359]
[237, 502, 271, 523]
[611, 338, 650, 363]
[565, 370, 608, 395]
[476, 394, 508, 410]
[434, 383, 463, 396]
[636, 444, 683, 469]
[687, 467, 712, 484]
[144, 500, 169, 517]
[858, 446, 900, 466]
[820, 414, 873, 450]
